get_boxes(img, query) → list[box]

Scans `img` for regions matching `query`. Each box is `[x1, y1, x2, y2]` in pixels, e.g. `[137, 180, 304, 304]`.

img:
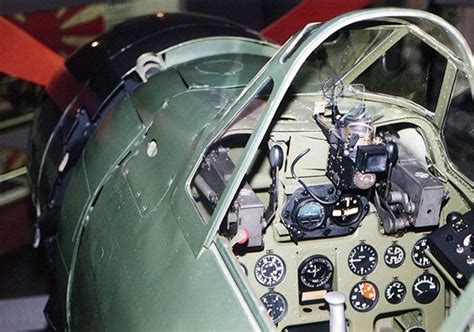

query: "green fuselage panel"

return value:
[70, 169, 256, 330]
[57, 50, 273, 329]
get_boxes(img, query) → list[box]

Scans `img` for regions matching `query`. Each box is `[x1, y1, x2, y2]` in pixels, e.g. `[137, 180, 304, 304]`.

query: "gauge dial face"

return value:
[332, 196, 362, 226]
[348, 243, 378, 275]
[384, 244, 406, 268]
[412, 273, 440, 304]
[299, 255, 334, 289]
[294, 201, 326, 230]
[411, 238, 432, 268]
[385, 280, 407, 304]
[254, 254, 286, 287]
[260, 292, 288, 324]
[350, 281, 379, 312]
[406, 328, 426, 332]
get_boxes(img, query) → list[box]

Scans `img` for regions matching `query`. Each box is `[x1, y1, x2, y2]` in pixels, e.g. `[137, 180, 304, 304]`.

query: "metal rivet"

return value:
[147, 140, 158, 157]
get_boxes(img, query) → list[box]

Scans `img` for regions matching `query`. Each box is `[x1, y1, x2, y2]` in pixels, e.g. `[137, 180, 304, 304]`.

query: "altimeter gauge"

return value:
[254, 254, 286, 287]
[348, 243, 378, 275]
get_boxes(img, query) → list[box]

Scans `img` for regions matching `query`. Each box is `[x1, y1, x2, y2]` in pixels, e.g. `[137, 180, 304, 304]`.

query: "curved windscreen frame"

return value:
[199, 8, 474, 251]
[441, 70, 474, 185]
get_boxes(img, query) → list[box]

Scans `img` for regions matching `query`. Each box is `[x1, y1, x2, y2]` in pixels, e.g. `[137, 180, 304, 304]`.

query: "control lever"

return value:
[346, 133, 359, 150]
[324, 291, 346, 332]
[265, 145, 284, 224]
[384, 141, 398, 200]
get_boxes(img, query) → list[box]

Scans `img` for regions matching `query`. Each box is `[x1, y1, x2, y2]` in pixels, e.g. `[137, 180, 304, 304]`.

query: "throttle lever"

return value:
[325, 291, 346, 332]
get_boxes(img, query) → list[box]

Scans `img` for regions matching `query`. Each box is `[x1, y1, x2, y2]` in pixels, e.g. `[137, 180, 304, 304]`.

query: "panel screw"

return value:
[147, 140, 158, 157]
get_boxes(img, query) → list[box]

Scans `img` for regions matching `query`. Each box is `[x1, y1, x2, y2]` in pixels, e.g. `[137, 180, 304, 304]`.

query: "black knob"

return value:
[386, 142, 398, 165]
[447, 211, 462, 224]
[269, 145, 284, 170]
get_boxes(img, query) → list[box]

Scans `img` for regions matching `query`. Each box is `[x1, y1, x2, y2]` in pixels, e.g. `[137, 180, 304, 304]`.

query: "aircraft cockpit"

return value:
[190, 12, 473, 331]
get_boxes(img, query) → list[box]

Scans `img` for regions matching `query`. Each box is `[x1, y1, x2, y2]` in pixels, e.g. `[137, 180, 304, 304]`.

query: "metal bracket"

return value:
[136, 53, 166, 82]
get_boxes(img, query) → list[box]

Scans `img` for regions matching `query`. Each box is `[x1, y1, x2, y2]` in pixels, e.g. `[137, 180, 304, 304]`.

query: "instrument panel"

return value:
[237, 210, 445, 331]
[199, 93, 459, 331]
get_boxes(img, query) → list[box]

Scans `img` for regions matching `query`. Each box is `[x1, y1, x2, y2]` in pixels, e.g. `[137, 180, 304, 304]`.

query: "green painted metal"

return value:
[58, 96, 145, 269]
[440, 278, 474, 332]
[57, 38, 277, 330]
[132, 37, 277, 75]
[53, 8, 474, 331]
[57, 157, 90, 267]
[68, 169, 261, 330]
[178, 53, 270, 89]
[130, 68, 188, 126]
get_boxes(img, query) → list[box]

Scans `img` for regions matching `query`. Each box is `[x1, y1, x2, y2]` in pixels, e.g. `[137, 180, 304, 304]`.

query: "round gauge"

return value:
[294, 200, 326, 230]
[412, 273, 440, 304]
[384, 244, 406, 268]
[260, 292, 288, 324]
[385, 280, 407, 304]
[254, 254, 286, 287]
[349, 280, 379, 312]
[348, 243, 378, 275]
[332, 195, 362, 226]
[411, 238, 432, 268]
[298, 255, 334, 289]
[406, 328, 426, 332]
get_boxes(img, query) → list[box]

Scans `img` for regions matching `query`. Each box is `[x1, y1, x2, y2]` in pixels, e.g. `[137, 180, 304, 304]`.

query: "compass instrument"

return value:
[332, 195, 363, 226]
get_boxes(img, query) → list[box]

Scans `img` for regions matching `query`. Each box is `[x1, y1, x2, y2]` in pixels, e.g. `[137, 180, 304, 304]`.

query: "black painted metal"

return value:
[29, 12, 262, 239]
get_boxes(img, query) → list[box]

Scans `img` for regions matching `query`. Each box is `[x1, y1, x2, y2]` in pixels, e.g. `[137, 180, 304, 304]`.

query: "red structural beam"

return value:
[0, 17, 79, 109]
[0, 17, 64, 88]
